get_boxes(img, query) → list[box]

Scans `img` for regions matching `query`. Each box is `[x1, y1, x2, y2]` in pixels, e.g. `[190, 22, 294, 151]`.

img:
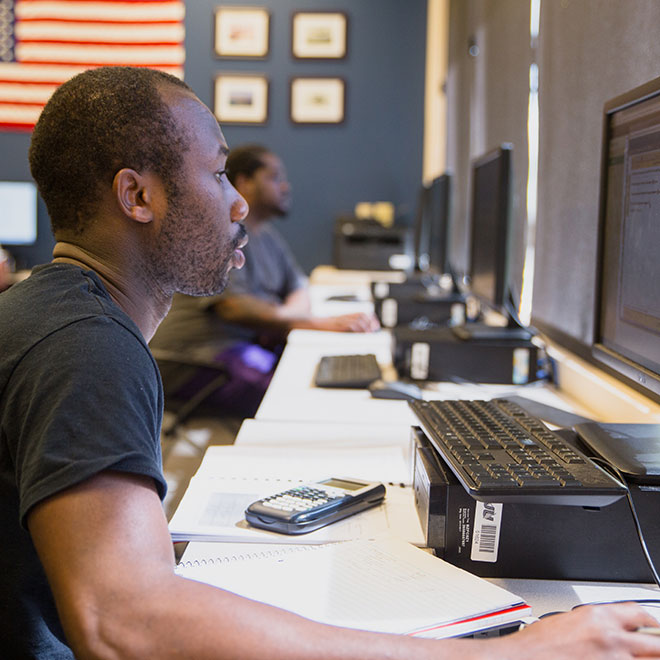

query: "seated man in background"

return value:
[2, 64, 660, 660]
[150, 143, 379, 417]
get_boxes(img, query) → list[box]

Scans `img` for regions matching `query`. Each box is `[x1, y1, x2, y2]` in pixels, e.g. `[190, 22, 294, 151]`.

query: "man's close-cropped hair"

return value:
[29, 66, 192, 236]
[226, 144, 271, 186]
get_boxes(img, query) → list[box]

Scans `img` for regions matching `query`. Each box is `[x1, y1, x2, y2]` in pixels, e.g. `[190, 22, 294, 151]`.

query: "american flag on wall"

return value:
[0, 0, 185, 131]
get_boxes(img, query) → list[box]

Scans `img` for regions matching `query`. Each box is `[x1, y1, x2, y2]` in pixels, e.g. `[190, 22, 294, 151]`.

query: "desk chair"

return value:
[151, 348, 233, 461]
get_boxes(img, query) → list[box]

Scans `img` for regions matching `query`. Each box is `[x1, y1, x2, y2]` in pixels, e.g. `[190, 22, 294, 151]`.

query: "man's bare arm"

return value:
[26, 471, 464, 660]
[214, 291, 379, 334]
[28, 471, 660, 660]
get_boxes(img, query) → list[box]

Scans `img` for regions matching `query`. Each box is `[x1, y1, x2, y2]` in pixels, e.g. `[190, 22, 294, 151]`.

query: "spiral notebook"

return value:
[175, 537, 530, 639]
[168, 445, 424, 545]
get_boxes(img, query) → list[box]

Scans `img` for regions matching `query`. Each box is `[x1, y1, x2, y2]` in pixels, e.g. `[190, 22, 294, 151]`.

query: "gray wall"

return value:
[446, 0, 532, 302]
[533, 0, 660, 348]
[0, 0, 427, 273]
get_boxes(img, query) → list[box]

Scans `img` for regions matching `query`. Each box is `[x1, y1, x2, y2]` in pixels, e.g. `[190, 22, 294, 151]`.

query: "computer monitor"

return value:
[468, 144, 513, 317]
[424, 174, 451, 275]
[411, 174, 451, 274]
[0, 181, 38, 246]
[592, 75, 660, 403]
[411, 184, 431, 272]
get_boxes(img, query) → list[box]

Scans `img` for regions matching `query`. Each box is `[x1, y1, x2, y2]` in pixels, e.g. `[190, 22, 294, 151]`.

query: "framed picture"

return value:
[290, 77, 345, 124]
[215, 6, 270, 58]
[292, 11, 347, 59]
[214, 74, 268, 124]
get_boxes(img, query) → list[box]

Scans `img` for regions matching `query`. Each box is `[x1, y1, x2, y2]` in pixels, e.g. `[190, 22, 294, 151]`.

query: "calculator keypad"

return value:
[262, 486, 342, 512]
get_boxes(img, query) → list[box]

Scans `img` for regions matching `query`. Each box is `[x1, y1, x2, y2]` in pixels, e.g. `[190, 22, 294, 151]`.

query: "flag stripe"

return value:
[0, 0, 186, 130]
[16, 22, 185, 42]
[16, 44, 185, 64]
[16, 1, 185, 23]
[0, 81, 58, 102]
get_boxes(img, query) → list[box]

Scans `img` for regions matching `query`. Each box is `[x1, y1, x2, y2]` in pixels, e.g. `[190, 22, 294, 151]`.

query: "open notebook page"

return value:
[176, 536, 529, 639]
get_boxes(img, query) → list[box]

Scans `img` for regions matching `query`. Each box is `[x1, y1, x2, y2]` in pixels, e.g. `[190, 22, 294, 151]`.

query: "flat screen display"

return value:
[594, 76, 660, 400]
[0, 181, 38, 245]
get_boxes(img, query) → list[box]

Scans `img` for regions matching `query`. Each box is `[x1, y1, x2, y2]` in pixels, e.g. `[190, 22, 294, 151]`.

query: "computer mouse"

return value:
[368, 379, 423, 401]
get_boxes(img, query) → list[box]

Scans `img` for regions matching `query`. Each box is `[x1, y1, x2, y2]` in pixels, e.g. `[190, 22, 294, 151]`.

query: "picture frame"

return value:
[290, 77, 345, 124]
[214, 74, 268, 124]
[214, 6, 270, 58]
[291, 11, 347, 59]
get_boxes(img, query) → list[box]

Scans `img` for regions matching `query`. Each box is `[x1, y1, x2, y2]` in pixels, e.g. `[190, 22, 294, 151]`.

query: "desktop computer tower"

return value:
[373, 293, 466, 329]
[411, 427, 660, 582]
[392, 326, 541, 384]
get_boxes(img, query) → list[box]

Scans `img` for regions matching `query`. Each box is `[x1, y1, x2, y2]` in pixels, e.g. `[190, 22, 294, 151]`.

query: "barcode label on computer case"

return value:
[410, 342, 430, 380]
[373, 282, 389, 299]
[512, 348, 530, 384]
[381, 298, 398, 327]
[470, 502, 503, 562]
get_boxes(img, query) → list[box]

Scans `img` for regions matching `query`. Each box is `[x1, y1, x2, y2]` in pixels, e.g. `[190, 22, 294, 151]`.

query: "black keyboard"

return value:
[314, 354, 383, 389]
[409, 398, 626, 506]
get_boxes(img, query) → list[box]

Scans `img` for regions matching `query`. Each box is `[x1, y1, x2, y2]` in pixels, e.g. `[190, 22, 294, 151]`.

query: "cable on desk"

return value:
[591, 457, 660, 588]
[502, 292, 555, 384]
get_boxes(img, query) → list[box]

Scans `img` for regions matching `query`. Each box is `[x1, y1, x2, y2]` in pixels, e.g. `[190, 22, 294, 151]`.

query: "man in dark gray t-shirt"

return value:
[151, 145, 379, 416]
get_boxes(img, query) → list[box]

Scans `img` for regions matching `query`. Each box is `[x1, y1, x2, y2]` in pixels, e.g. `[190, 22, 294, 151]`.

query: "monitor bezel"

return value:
[424, 173, 451, 276]
[467, 144, 513, 316]
[591, 74, 660, 403]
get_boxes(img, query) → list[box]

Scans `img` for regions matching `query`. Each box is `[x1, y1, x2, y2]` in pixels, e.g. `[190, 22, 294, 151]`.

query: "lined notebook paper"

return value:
[175, 537, 530, 639]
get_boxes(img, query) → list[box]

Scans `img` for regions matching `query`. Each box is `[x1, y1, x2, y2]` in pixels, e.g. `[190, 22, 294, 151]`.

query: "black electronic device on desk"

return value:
[409, 398, 626, 507]
[245, 478, 386, 535]
[574, 423, 660, 484]
[374, 291, 466, 329]
[410, 421, 660, 582]
[314, 353, 383, 389]
[393, 324, 542, 384]
[333, 217, 413, 271]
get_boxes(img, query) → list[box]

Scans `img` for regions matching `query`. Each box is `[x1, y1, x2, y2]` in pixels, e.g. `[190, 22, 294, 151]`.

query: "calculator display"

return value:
[319, 478, 365, 491]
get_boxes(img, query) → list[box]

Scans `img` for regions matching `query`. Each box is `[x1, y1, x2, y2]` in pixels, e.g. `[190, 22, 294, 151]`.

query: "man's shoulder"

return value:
[0, 263, 149, 378]
[2, 262, 134, 329]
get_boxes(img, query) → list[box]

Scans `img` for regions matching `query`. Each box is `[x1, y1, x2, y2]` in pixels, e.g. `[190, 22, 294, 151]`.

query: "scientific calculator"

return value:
[245, 477, 386, 535]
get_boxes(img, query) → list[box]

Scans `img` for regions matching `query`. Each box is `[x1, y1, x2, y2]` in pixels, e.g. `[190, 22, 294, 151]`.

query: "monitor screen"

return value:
[593, 76, 660, 402]
[412, 174, 451, 274]
[468, 145, 513, 313]
[0, 181, 38, 245]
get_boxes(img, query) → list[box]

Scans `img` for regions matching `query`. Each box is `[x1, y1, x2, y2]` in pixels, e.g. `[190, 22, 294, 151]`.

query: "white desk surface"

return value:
[256, 332, 594, 425]
[488, 578, 659, 619]
[308, 284, 375, 318]
[256, 342, 416, 424]
[285, 328, 390, 348]
[235, 418, 413, 451]
[309, 266, 406, 286]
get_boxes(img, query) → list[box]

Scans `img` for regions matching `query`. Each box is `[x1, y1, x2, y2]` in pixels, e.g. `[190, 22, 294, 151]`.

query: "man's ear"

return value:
[112, 168, 156, 225]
